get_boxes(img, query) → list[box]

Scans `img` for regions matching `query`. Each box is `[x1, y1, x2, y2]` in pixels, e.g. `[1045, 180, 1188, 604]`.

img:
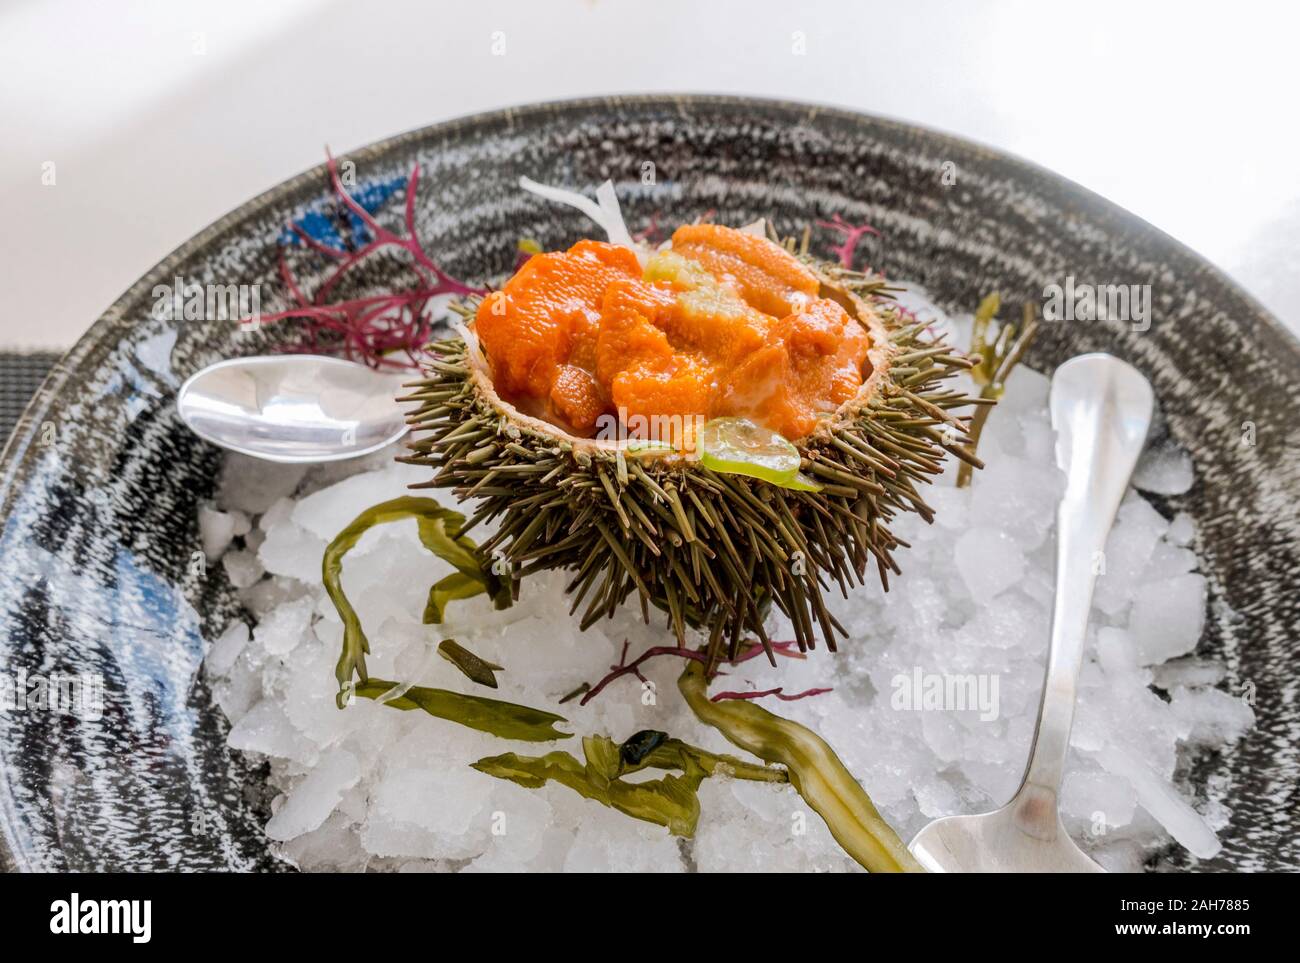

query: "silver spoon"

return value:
[176, 355, 410, 463]
[909, 353, 1155, 872]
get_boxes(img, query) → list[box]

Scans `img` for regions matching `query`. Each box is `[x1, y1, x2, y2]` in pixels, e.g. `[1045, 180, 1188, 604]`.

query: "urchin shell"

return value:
[399, 263, 983, 664]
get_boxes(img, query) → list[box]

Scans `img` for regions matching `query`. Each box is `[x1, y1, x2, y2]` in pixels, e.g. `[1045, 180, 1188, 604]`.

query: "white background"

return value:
[2, 0, 1297, 350]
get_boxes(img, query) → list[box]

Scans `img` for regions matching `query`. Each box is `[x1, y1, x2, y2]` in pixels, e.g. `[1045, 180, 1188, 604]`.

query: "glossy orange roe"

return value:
[474, 240, 641, 424]
[474, 226, 872, 441]
[717, 297, 870, 439]
[670, 223, 821, 318]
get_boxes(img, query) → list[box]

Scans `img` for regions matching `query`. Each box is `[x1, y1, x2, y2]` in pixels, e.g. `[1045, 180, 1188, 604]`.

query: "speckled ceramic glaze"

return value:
[1, 96, 1296, 872]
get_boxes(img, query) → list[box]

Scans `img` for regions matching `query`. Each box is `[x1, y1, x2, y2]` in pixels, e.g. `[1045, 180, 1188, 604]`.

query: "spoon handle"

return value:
[1011, 354, 1154, 837]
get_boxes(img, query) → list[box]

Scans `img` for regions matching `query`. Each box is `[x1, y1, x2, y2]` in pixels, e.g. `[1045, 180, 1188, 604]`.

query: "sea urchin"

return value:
[399, 206, 983, 667]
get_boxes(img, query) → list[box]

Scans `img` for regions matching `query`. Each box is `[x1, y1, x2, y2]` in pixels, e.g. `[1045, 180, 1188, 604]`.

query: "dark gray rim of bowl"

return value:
[0, 93, 1295, 873]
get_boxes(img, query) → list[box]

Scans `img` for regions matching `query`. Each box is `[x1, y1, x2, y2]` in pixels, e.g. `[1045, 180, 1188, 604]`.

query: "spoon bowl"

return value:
[176, 355, 410, 463]
[909, 806, 1106, 873]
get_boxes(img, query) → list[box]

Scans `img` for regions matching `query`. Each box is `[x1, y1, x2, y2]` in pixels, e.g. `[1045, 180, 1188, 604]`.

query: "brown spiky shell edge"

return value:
[397, 260, 984, 667]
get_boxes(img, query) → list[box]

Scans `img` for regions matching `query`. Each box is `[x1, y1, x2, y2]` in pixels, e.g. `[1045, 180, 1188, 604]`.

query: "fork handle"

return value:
[1010, 355, 1153, 838]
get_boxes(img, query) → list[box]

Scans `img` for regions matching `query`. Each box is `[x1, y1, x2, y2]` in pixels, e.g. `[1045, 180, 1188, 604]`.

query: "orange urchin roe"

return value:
[593, 278, 717, 448]
[670, 223, 822, 317]
[474, 239, 641, 405]
[717, 297, 870, 439]
[474, 226, 872, 442]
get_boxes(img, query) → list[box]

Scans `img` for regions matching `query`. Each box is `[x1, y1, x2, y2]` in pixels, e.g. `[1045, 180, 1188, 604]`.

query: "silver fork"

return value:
[909, 353, 1154, 872]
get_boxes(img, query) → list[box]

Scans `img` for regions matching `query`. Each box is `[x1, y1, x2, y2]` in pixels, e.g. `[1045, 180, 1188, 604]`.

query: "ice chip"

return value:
[1061, 769, 1137, 829]
[265, 748, 361, 841]
[1152, 658, 1225, 691]
[292, 463, 428, 542]
[1092, 743, 1220, 859]
[254, 596, 315, 657]
[207, 621, 250, 677]
[1133, 444, 1194, 496]
[228, 699, 318, 766]
[954, 527, 1026, 599]
[259, 520, 327, 583]
[1167, 512, 1196, 547]
[222, 548, 265, 589]
[219, 455, 307, 514]
[280, 811, 369, 872]
[1129, 574, 1207, 664]
[1095, 627, 1137, 679]
[199, 504, 237, 561]
[1170, 687, 1255, 746]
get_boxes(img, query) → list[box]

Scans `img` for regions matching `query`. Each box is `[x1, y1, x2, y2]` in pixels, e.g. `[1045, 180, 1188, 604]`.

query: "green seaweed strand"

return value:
[678, 661, 923, 872]
[323, 496, 563, 742]
[473, 732, 786, 836]
[354, 679, 567, 742]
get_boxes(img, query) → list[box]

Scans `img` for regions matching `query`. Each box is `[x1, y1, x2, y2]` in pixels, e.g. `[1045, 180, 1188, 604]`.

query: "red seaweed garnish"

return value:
[633, 212, 664, 245]
[258, 151, 486, 370]
[710, 686, 832, 704]
[817, 213, 880, 271]
[579, 639, 806, 706]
